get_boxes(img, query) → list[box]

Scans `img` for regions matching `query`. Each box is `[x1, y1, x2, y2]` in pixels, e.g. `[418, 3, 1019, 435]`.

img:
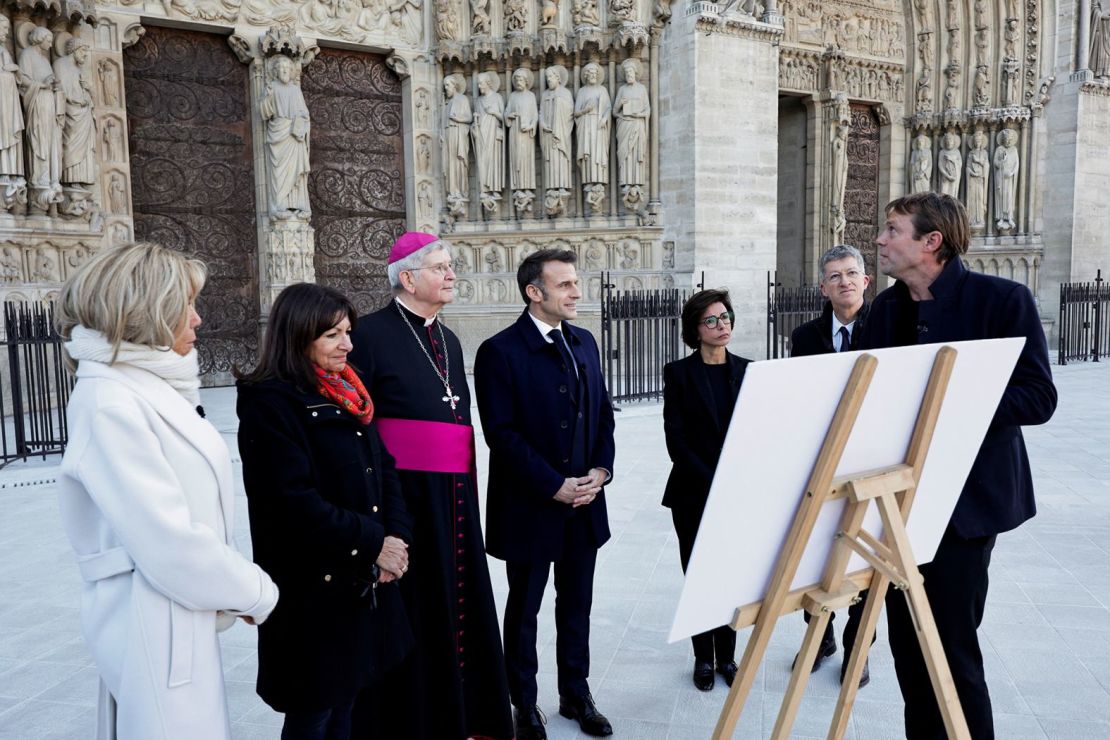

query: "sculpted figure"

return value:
[829, 122, 848, 241]
[965, 129, 989, 229]
[504, 68, 537, 213]
[18, 25, 63, 210]
[260, 56, 312, 218]
[389, 0, 423, 44]
[541, 0, 558, 27]
[471, 0, 491, 34]
[613, 58, 649, 210]
[0, 16, 26, 205]
[471, 71, 504, 215]
[435, 0, 461, 41]
[910, 133, 932, 193]
[539, 65, 573, 216]
[943, 64, 960, 110]
[609, 0, 635, 22]
[1091, 0, 1110, 77]
[574, 62, 610, 208]
[573, 0, 600, 26]
[98, 59, 119, 106]
[102, 118, 122, 161]
[54, 38, 98, 187]
[993, 128, 1019, 231]
[973, 64, 990, 106]
[441, 73, 471, 218]
[108, 172, 127, 214]
[937, 131, 962, 197]
[915, 73, 932, 112]
[504, 0, 528, 32]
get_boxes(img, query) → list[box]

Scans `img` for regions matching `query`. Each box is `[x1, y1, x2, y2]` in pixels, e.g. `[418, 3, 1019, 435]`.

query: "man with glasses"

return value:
[348, 232, 513, 740]
[789, 244, 874, 687]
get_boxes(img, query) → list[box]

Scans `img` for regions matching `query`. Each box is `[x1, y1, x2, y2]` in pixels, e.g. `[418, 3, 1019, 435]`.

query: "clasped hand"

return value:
[553, 468, 606, 507]
[375, 535, 409, 583]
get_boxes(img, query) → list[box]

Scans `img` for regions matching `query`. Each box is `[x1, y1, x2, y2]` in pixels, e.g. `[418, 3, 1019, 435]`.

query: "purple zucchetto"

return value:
[388, 231, 442, 264]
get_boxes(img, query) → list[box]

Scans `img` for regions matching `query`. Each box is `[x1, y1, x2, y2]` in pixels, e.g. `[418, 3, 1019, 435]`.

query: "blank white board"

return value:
[669, 338, 1024, 643]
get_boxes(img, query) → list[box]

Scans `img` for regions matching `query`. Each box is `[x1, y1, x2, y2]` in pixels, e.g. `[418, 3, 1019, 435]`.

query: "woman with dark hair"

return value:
[662, 288, 752, 691]
[236, 282, 413, 740]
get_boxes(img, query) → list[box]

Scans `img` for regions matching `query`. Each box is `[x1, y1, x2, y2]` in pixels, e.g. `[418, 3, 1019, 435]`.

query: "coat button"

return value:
[350, 549, 358, 556]
[335, 410, 340, 414]
[356, 431, 363, 436]
[324, 574, 332, 582]
[578, 412, 583, 419]
[560, 420, 568, 429]
[372, 505, 379, 513]
[562, 457, 569, 463]
[559, 385, 567, 393]
[365, 467, 373, 474]
[311, 411, 318, 417]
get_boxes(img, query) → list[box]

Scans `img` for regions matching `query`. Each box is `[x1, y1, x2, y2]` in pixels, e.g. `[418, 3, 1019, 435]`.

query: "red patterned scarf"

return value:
[314, 364, 374, 425]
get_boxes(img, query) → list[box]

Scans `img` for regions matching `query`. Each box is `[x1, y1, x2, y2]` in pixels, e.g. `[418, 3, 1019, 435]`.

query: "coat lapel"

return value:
[688, 357, 720, 435]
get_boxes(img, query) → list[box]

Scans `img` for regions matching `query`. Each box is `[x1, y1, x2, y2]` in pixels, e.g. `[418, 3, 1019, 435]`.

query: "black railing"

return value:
[600, 272, 691, 404]
[1, 302, 73, 467]
[1058, 270, 1108, 365]
[766, 272, 823, 359]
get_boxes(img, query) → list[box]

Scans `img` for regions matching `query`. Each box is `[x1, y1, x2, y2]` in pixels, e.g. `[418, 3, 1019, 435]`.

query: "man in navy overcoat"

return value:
[475, 248, 616, 740]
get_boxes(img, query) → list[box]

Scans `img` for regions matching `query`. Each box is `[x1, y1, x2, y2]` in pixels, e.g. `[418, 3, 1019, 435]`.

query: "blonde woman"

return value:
[55, 242, 278, 740]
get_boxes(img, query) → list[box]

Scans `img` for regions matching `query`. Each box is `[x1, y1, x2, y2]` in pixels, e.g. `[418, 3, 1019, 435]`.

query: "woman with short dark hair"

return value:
[236, 282, 413, 740]
[662, 288, 752, 691]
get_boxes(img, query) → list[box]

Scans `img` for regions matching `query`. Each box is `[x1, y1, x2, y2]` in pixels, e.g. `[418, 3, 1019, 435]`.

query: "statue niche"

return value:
[441, 72, 471, 220]
[540, 65, 573, 217]
[574, 62, 610, 216]
[965, 129, 989, 230]
[910, 133, 932, 194]
[613, 58, 649, 212]
[505, 68, 537, 217]
[993, 128, 1019, 232]
[471, 71, 504, 217]
[937, 131, 962, 197]
[260, 54, 312, 220]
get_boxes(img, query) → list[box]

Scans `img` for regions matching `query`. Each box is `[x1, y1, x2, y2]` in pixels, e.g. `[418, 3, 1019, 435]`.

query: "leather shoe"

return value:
[716, 660, 738, 687]
[559, 693, 613, 736]
[791, 633, 837, 673]
[693, 660, 714, 691]
[841, 658, 870, 689]
[513, 705, 547, 740]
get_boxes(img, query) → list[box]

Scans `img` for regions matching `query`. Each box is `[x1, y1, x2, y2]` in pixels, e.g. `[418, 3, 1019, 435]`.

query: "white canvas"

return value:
[668, 338, 1024, 643]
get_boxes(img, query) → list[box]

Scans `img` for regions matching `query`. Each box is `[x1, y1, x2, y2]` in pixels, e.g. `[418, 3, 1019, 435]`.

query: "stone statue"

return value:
[574, 62, 611, 214]
[541, 0, 559, 28]
[389, 0, 424, 44]
[471, 0, 491, 35]
[993, 128, 1019, 231]
[504, 0, 528, 32]
[0, 16, 26, 209]
[1091, 0, 1110, 78]
[910, 133, 932, 193]
[937, 131, 962, 197]
[108, 171, 127, 214]
[441, 73, 471, 218]
[613, 58, 649, 211]
[504, 68, 537, 214]
[973, 64, 990, 106]
[609, 0, 635, 23]
[98, 59, 119, 106]
[471, 71, 504, 215]
[573, 0, 600, 26]
[829, 121, 848, 242]
[435, 0, 461, 41]
[260, 55, 312, 219]
[54, 37, 98, 188]
[965, 129, 989, 229]
[943, 64, 960, 110]
[18, 25, 63, 212]
[102, 119, 122, 162]
[539, 65, 573, 216]
[915, 73, 932, 112]
[1002, 57, 1020, 106]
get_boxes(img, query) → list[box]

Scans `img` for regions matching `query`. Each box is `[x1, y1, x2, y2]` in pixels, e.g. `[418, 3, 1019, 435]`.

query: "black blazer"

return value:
[237, 379, 414, 712]
[475, 310, 616, 563]
[661, 351, 751, 516]
[790, 301, 870, 357]
[859, 258, 1057, 539]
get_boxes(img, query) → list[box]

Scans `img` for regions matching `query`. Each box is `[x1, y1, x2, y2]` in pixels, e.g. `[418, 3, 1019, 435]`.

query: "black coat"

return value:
[859, 258, 1057, 538]
[661, 351, 751, 517]
[475, 310, 616, 563]
[236, 379, 414, 713]
[790, 301, 870, 357]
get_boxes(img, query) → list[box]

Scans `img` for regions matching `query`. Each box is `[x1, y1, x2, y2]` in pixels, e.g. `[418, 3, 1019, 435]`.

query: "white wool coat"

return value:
[57, 361, 279, 740]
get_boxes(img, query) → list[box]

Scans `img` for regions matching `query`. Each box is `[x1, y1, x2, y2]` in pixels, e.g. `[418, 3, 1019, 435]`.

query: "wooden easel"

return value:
[712, 347, 970, 740]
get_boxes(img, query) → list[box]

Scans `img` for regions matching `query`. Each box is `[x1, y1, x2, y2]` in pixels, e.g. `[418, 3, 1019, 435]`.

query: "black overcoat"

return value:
[790, 301, 870, 357]
[859, 257, 1057, 538]
[236, 378, 413, 713]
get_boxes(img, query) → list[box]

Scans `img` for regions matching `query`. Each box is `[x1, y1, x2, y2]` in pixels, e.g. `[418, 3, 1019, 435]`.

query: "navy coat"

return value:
[475, 310, 615, 563]
[790, 301, 870, 357]
[859, 258, 1057, 539]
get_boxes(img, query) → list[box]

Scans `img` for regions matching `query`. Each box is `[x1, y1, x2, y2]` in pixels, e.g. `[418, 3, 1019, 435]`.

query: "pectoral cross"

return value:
[442, 384, 460, 410]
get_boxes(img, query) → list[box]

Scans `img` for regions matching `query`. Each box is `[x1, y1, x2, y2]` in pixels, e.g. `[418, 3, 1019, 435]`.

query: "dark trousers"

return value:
[282, 700, 355, 740]
[886, 527, 996, 740]
[503, 516, 598, 708]
[671, 506, 736, 665]
[801, 591, 871, 655]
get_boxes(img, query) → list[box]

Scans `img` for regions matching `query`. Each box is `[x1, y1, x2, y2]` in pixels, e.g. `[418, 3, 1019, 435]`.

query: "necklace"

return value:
[395, 300, 460, 410]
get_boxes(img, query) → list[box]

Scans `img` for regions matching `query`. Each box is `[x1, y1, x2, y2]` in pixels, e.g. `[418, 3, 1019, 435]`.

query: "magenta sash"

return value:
[375, 418, 474, 474]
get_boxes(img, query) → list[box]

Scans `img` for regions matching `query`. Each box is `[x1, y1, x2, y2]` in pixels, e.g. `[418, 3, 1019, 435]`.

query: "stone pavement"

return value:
[1, 361, 1109, 739]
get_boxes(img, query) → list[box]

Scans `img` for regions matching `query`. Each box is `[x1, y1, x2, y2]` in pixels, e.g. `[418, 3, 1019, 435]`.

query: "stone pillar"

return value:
[660, 4, 781, 358]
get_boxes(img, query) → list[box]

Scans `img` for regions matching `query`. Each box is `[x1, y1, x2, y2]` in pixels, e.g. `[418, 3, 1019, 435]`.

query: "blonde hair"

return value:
[55, 242, 206, 373]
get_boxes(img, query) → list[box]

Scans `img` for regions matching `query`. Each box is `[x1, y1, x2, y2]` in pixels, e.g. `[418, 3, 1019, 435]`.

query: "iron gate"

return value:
[766, 271, 823, 359]
[1058, 270, 1108, 365]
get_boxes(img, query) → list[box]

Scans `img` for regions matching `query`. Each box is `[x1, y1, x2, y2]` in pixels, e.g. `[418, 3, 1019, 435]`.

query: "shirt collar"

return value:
[528, 311, 562, 342]
[395, 297, 437, 327]
[831, 313, 857, 336]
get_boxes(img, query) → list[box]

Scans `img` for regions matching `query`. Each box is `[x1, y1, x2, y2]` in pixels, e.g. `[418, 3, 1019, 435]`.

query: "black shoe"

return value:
[693, 660, 714, 691]
[559, 693, 613, 737]
[841, 658, 870, 688]
[791, 633, 837, 673]
[716, 661, 738, 687]
[513, 705, 547, 740]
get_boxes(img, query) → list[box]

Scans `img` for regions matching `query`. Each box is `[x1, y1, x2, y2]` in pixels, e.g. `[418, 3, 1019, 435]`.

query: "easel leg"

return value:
[772, 610, 832, 738]
[827, 571, 889, 740]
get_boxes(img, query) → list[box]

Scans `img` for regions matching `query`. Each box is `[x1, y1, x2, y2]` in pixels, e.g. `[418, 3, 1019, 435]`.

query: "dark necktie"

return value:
[548, 328, 580, 380]
[837, 326, 851, 352]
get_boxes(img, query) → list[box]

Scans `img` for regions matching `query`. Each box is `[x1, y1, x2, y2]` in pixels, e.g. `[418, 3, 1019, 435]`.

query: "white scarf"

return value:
[66, 325, 202, 406]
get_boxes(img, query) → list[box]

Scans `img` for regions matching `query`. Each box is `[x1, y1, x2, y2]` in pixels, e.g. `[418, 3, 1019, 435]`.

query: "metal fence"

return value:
[1058, 270, 1108, 365]
[600, 272, 690, 404]
[766, 272, 823, 359]
[1, 302, 73, 467]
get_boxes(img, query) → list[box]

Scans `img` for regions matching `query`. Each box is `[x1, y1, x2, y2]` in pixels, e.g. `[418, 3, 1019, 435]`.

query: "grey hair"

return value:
[387, 240, 452, 290]
[819, 244, 866, 281]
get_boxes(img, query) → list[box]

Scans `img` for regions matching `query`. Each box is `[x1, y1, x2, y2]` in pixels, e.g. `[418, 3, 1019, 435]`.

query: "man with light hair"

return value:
[348, 232, 513, 739]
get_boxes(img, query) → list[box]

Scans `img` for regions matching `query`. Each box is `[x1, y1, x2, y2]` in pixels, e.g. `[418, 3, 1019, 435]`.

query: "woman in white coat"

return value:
[55, 241, 279, 740]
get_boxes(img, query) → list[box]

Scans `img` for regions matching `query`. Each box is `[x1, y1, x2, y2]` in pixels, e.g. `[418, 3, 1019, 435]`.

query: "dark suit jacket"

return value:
[475, 310, 616, 563]
[661, 351, 751, 517]
[859, 257, 1057, 538]
[790, 301, 870, 357]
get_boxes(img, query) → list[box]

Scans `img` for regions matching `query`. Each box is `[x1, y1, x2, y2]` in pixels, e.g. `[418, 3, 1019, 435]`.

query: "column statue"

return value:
[0, 15, 26, 211]
[471, 71, 504, 216]
[53, 38, 98, 190]
[965, 129, 989, 229]
[1091, 0, 1110, 77]
[993, 128, 1019, 232]
[910, 133, 932, 193]
[574, 62, 610, 215]
[260, 55, 312, 219]
[612, 58, 649, 212]
[18, 25, 63, 213]
[441, 73, 471, 219]
[539, 65, 573, 217]
[937, 131, 962, 197]
[504, 68, 537, 216]
[829, 121, 848, 242]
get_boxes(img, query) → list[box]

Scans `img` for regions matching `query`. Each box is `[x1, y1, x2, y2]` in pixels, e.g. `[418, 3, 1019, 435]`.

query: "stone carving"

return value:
[472, 71, 505, 216]
[418, 179, 434, 212]
[441, 73, 471, 219]
[937, 132, 962, 197]
[619, 240, 638, 268]
[943, 64, 960, 110]
[609, 0, 635, 23]
[910, 134, 932, 193]
[613, 59, 649, 212]
[574, 63, 610, 215]
[504, 0, 528, 32]
[779, 55, 819, 91]
[583, 241, 603, 269]
[414, 87, 431, 128]
[0, 16, 26, 212]
[541, 0, 559, 28]
[965, 129, 989, 229]
[109, 221, 130, 245]
[436, 0, 462, 41]
[452, 249, 470, 273]
[505, 68, 537, 216]
[0, 245, 21, 281]
[388, 0, 424, 44]
[829, 121, 848, 242]
[107, 171, 127, 214]
[471, 0, 492, 34]
[261, 55, 312, 219]
[1003, 17, 1019, 58]
[484, 247, 502, 272]
[97, 59, 120, 107]
[1001, 56, 1020, 105]
[102, 118, 123, 162]
[416, 134, 432, 173]
[33, 247, 59, 282]
[1092, 1, 1110, 78]
[54, 37, 98, 190]
[573, 0, 600, 27]
[993, 128, 1019, 231]
[973, 64, 990, 106]
[540, 65, 573, 217]
[18, 24, 63, 213]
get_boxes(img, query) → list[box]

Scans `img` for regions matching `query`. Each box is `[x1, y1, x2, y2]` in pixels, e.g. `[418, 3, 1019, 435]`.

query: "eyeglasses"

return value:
[700, 312, 734, 328]
[823, 269, 863, 285]
[407, 263, 454, 276]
